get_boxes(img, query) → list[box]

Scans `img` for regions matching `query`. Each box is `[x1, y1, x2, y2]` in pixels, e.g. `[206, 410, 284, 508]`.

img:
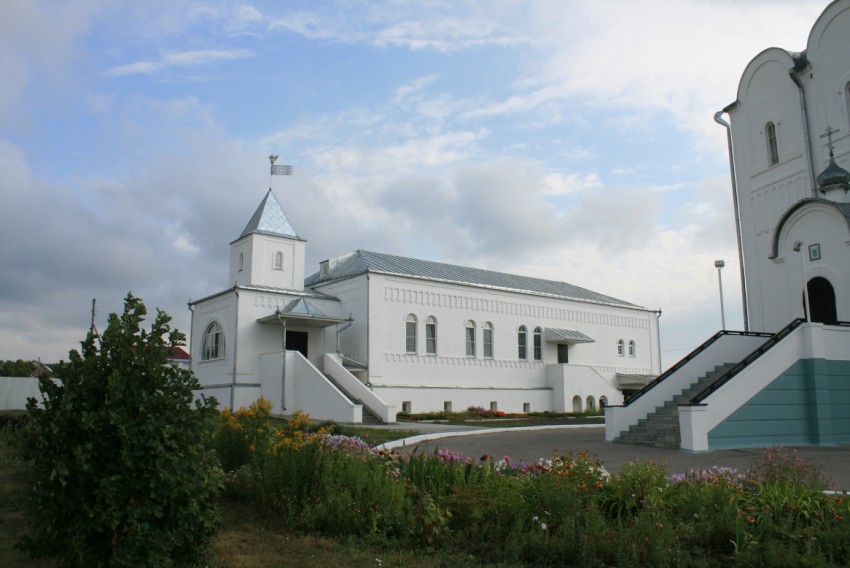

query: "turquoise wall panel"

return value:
[708, 359, 850, 449]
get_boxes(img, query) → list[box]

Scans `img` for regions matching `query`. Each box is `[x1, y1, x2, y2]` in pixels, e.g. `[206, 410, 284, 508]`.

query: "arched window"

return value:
[425, 316, 437, 355]
[533, 326, 542, 361]
[238, 252, 244, 271]
[586, 396, 596, 411]
[517, 325, 528, 360]
[766, 122, 779, 166]
[202, 321, 225, 361]
[482, 322, 493, 358]
[405, 314, 417, 354]
[628, 340, 636, 357]
[617, 339, 625, 357]
[273, 251, 284, 270]
[465, 320, 476, 357]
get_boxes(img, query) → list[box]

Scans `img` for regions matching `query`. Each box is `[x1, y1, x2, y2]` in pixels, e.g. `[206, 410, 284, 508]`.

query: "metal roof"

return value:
[306, 249, 643, 309]
[237, 189, 301, 241]
[544, 328, 595, 344]
[256, 298, 349, 328]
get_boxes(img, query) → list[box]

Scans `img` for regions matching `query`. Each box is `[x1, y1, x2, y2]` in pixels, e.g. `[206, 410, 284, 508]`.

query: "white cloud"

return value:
[105, 48, 253, 77]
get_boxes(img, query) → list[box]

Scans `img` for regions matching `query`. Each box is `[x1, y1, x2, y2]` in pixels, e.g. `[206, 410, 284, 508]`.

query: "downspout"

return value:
[276, 310, 287, 411]
[365, 274, 371, 383]
[788, 64, 818, 195]
[336, 315, 354, 354]
[715, 107, 750, 332]
[654, 309, 662, 373]
[187, 301, 195, 374]
[231, 288, 239, 410]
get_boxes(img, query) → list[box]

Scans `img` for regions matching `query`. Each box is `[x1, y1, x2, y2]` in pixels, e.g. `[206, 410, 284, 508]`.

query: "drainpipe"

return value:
[276, 310, 287, 411]
[336, 315, 354, 354]
[654, 309, 662, 373]
[231, 288, 239, 410]
[715, 107, 750, 332]
[788, 64, 818, 195]
[187, 301, 195, 374]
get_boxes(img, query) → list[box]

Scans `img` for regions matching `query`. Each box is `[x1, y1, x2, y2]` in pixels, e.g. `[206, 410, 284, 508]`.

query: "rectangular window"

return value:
[406, 321, 416, 353]
[490, 401, 498, 412]
[426, 322, 437, 354]
[402, 401, 411, 413]
[483, 327, 493, 358]
[465, 326, 475, 357]
[523, 403, 531, 413]
[444, 401, 452, 413]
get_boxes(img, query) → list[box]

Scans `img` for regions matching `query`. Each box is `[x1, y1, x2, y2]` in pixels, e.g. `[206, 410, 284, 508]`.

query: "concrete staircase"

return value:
[613, 363, 736, 449]
[322, 370, 385, 424]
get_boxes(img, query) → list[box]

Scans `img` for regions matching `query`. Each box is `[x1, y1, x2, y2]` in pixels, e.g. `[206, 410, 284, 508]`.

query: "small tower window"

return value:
[628, 340, 636, 357]
[766, 122, 779, 166]
[238, 252, 244, 272]
[273, 251, 284, 271]
[617, 339, 625, 357]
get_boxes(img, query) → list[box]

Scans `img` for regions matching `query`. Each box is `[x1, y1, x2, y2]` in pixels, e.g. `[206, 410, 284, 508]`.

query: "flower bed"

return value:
[215, 399, 850, 567]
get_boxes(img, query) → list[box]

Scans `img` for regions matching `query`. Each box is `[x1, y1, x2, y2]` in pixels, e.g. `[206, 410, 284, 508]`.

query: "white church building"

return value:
[607, 0, 850, 451]
[189, 190, 661, 423]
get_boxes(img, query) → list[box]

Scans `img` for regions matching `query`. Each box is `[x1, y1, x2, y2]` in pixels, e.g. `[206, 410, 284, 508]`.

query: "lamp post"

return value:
[792, 242, 811, 322]
[714, 260, 726, 330]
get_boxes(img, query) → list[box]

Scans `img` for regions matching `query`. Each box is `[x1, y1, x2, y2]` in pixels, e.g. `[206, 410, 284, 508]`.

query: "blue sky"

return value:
[0, 0, 829, 365]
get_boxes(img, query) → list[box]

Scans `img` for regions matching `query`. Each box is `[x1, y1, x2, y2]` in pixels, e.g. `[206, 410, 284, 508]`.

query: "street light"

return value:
[714, 260, 726, 329]
[792, 242, 811, 322]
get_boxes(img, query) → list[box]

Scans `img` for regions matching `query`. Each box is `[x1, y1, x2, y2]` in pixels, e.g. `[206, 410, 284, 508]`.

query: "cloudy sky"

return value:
[0, 0, 829, 367]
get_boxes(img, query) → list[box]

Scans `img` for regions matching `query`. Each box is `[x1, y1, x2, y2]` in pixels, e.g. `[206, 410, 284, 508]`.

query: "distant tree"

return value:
[23, 293, 222, 567]
[0, 359, 36, 377]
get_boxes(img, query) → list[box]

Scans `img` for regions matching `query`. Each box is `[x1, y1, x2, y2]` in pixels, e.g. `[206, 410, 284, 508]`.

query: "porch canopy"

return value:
[544, 328, 595, 344]
[257, 298, 350, 328]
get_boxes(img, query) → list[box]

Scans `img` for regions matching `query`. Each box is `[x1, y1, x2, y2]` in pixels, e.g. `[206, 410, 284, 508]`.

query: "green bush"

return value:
[22, 294, 223, 567]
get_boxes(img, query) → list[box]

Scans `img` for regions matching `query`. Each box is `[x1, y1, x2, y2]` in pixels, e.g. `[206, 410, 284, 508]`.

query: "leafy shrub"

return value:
[23, 294, 222, 567]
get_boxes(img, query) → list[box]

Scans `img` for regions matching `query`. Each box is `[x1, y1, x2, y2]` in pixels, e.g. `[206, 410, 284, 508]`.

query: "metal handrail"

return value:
[621, 328, 773, 407]
[689, 318, 805, 405]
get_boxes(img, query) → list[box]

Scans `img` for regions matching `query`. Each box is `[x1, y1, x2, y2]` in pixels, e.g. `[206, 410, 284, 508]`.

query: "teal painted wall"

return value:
[708, 359, 850, 449]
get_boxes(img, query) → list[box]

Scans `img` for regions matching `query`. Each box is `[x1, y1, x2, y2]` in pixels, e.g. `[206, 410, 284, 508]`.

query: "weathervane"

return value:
[268, 154, 293, 190]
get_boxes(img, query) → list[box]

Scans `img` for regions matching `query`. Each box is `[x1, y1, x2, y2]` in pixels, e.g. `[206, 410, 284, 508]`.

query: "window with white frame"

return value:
[425, 316, 437, 355]
[465, 320, 476, 357]
[202, 321, 225, 361]
[766, 122, 779, 166]
[533, 326, 542, 361]
[273, 251, 284, 270]
[482, 322, 493, 358]
[517, 325, 527, 360]
[405, 314, 417, 354]
[617, 339, 625, 357]
[628, 340, 636, 357]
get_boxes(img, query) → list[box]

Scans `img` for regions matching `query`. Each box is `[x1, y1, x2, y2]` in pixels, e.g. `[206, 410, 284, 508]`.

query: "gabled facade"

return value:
[190, 189, 661, 422]
[607, 0, 850, 450]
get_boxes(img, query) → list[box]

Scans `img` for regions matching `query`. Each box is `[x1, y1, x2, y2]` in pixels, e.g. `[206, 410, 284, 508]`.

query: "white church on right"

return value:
[607, 0, 850, 451]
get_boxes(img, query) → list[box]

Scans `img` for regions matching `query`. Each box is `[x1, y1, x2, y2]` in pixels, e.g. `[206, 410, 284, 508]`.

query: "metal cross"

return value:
[820, 125, 840, 156]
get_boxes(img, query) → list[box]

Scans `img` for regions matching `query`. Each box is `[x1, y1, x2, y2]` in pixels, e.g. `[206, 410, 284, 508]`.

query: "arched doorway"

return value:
[572, 395, 582, 413]
[807, 277, 837, 323]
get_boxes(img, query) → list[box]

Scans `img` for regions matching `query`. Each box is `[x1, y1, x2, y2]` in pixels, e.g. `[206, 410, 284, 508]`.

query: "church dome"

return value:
[817, 155, 850, 193]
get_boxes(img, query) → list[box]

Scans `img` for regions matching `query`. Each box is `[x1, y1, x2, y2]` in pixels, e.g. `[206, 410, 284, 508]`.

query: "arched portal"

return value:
[807, 277, 837, 323]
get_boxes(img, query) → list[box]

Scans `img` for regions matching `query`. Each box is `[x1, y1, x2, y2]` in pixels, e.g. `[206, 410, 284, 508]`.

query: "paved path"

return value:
[380, 424, 850, 491]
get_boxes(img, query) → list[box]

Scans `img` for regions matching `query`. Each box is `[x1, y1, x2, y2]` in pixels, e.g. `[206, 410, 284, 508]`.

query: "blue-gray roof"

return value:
[306, 250, 643, 309]
[237, 189, 301, 241]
